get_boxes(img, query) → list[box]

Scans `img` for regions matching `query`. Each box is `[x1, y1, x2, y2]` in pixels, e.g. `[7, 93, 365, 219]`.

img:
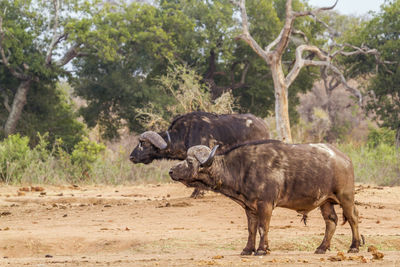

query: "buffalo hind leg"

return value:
[255, 202, 273, 256]
[342, 202, 361, 253]
[315, 202, 338, 254]
[241, 208, 258, 255]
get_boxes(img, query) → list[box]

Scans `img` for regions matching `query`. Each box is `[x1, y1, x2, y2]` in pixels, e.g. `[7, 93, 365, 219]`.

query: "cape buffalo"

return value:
[130, 111, 270, 197]
[169, 141, 361, 255]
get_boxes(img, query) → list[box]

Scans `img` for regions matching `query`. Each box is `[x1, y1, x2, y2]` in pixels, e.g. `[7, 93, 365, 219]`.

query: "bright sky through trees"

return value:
[307, 0, 385, 15]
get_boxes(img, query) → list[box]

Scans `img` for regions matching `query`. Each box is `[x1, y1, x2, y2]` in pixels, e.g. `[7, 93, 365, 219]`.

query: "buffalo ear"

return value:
[200, 145, 219, 167]
[140, 131, 168, 150]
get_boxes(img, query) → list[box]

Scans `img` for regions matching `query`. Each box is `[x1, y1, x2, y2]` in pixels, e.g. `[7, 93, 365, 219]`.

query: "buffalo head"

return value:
[130, 131, 171, 164]
[169, 145, 219, 187]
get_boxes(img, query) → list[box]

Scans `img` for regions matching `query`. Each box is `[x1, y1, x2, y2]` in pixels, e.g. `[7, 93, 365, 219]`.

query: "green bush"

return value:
[0, 134, 109, 184]
[0, 132, 176, 185]
[339, 143, 400, 186]
[367, 127, 396, 148]
[0, 134, 31, 183]
[71, 138, 106, 173]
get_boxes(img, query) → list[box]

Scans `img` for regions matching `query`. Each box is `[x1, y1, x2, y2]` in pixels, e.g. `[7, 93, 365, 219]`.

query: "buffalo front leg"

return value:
[255, 202, 273, 256]
[315, 202, 338, 254]
[241, 208, 258, 255]
[190, 188, 204, 198]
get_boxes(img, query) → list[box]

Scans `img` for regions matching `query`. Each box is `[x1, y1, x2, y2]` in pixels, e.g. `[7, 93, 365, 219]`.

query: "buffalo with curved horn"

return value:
[169, 141, 361, 255]
[130, 111, 270, 198]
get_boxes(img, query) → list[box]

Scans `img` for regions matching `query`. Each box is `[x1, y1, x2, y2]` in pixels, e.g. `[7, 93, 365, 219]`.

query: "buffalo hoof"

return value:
[314, 248, 327, 254]
[254, 249, 269, 256]
[348, 247, 359, 253]
[240, 249, 253, 256]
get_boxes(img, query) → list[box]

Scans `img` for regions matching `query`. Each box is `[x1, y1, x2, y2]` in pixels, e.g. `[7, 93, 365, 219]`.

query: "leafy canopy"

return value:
[344, 0, 400, 138]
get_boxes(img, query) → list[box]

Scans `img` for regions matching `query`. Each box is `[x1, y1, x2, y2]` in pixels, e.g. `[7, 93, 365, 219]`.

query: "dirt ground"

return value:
[0, 183, 400, 266]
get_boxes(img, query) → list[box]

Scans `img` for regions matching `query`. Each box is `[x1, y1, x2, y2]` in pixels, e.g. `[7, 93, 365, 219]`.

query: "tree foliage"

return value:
[18, 83, 85, 151]
[72, 1, 196, 138]
[73, 0, 319, 139]
[343, 0, 400, 145]
[0, 0, 127, 144]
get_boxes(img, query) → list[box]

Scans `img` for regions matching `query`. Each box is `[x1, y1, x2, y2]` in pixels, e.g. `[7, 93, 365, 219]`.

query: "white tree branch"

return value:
[291, 29, 309, 44]
[308, 61, 362, 103]
[264, 28, 285, 54]
[45, 0, 61, 65]
[293, 0, 338, 17]
[55, 43, 83, 66]
[285, 44, 362, 103]
[235, 0, 269, 61]
[273, 0, 296, 56]
[332, 43, 395, 74]
[321, 69, 341, 94]
[285, 44, 328, 87]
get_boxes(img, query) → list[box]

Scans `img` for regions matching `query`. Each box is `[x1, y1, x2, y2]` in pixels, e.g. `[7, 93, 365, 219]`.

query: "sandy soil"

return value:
[0, 183, 399, 266]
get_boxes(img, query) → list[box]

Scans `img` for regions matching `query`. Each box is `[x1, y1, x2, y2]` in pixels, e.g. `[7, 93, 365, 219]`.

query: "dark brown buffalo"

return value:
[130, 111, 270, 197]
[169, 141, 361, 255]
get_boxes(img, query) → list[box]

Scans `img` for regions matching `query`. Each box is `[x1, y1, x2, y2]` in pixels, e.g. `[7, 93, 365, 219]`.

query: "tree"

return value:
[177, 0, 317, 120]
[73, 0, 319, 139]
[0, 0, 122, 137]
[344, 0, 400, 147]
[234, 0, 382, 143]
[231, 0, 319, 121]
[69, 0, 323, 140]
[18, 82, 85, 151]
[73, 0, 240, 138]
[72, 1, 198, 138]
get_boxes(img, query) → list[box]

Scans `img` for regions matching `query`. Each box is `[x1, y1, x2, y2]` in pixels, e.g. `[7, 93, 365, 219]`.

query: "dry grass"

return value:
[136, 61, 237, 131]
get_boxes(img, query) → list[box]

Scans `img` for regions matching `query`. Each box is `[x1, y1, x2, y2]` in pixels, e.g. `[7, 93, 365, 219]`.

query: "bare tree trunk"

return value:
[4, 80, 32, 136]
[396, 126, 400, 149]
[274, 88, 291, 142]
[270, 55, 292, 142]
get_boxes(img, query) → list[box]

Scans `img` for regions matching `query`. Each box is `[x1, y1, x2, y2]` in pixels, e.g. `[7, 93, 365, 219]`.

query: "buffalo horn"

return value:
[200, 145, 219, 167]
[189, 145, 211, 163]
[140, 131, 168, 150]
[165, 131, 171, 147]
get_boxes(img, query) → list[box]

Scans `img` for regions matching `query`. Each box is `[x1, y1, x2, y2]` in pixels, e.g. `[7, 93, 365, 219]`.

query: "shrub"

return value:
[136, 60, 237, 131]
[0, 134, 109, 184]
[367, 127, 396, 148]
[71, 138, 106, 175]
[0, 134, 31, 183]
[339, 143, 400, 186]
